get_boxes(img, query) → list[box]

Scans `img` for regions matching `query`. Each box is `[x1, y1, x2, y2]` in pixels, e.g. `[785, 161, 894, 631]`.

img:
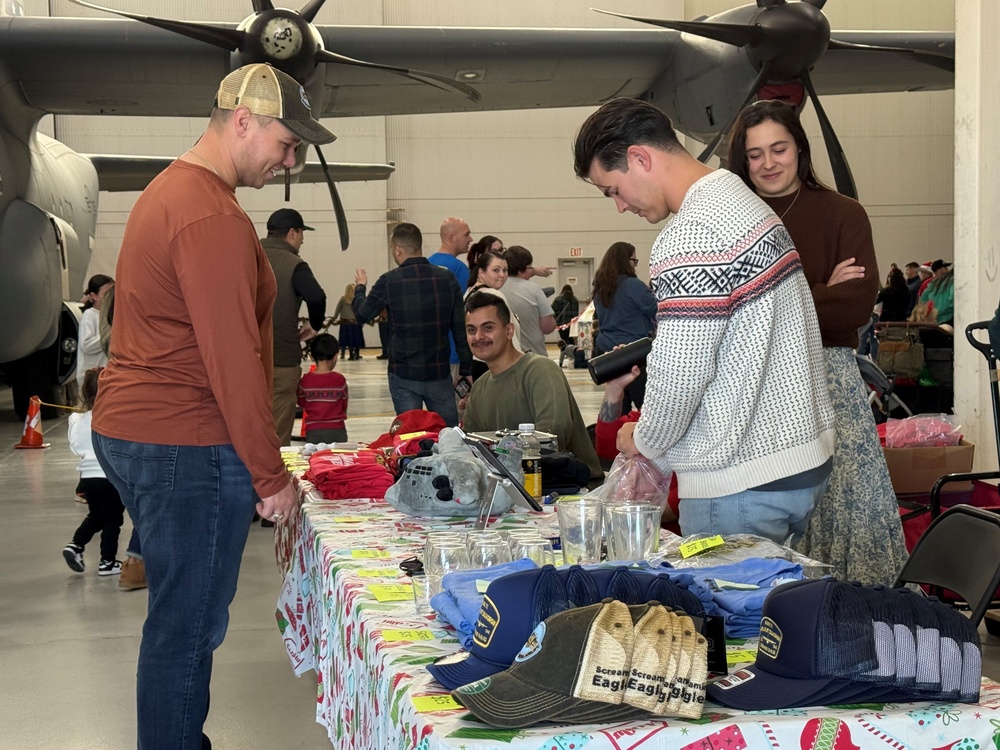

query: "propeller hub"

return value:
[240, 9, 319, 80]
[748, 2, 830, 81]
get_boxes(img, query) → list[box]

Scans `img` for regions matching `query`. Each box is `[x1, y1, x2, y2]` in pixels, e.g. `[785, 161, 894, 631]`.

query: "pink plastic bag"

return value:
[594, 453, 675, 521]
[884, 414, 963, 448]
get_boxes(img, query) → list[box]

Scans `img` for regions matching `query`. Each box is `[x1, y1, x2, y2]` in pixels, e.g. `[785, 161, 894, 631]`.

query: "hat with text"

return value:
[452, 599, 709, 728]
[216, 63, 335, 145]
[707, 579, 982, 710]
[267, 208, 314, 233]
[931, 259, 952, 272]
[427, 565, 568, 691]
[451, 600, 637, 727]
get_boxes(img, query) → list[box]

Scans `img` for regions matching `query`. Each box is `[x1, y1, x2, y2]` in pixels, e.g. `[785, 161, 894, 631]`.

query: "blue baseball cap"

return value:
[427, 565, 569, 691]
[707, 579, 874, 710]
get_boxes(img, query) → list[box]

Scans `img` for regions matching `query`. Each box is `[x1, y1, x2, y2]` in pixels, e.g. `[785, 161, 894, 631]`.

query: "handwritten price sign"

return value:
[366, 583, 413, 603]
[679, 535, 725, 559]
[412, 694, 462, 712]
[382, 629, 435, 642]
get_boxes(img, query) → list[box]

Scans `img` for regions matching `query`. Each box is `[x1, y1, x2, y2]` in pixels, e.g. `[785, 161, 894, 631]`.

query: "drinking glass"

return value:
[606, 503, 661, 561]
[411, 574, 438, 615]
[469, 538, 512, 568]
[556, 498, 604, 565]
[505, 528, 544, 552]
[511, 538, 556, 566]
[425, 540, 470, 575]
[464, 529, 502, 554]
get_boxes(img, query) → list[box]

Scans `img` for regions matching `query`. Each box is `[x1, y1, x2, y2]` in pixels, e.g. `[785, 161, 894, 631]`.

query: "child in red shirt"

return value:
[297, 333, 349, 444]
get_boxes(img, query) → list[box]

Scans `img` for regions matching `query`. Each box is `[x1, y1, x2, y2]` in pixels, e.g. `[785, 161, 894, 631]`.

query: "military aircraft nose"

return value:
[241, 9, 319, 80]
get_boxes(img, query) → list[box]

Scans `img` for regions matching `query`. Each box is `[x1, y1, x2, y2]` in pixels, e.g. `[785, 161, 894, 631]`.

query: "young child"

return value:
[297, 333, 349, 444]
[63, 367, 125, 576]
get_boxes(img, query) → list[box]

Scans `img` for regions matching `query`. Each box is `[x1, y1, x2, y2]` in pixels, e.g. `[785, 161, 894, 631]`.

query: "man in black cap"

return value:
[261, 207, 327, 447]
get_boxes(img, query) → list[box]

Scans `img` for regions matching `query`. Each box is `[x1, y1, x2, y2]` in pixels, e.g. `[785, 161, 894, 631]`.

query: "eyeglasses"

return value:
[629, 257, 638, 264]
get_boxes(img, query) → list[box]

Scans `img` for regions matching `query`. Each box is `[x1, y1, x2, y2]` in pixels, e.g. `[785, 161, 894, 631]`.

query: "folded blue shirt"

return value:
[662, 558, 804, 638]
[430, 559, 538, 642]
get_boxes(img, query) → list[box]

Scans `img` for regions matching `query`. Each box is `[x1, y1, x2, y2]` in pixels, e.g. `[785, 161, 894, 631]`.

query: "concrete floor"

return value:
[1, 348, 997, 749]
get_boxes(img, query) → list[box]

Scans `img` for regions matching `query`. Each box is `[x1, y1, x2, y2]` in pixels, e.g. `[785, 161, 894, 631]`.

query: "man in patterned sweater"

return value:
[572, 98, 835, 546]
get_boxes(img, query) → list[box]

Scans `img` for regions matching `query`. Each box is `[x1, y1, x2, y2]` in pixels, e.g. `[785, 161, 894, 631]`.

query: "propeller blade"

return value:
[827, 38, 954, 73]
[298, 0, 327, 23]
[697, 63, 773, 162]
[757, 0, 787, 7]
[314, 145, 350, 252]
[314, 49, 481, 102]
[800, 70, 857, 199]
[592, 9, 761, 48]
[252, 0, 274, 12]
[68, 0, 244, 51]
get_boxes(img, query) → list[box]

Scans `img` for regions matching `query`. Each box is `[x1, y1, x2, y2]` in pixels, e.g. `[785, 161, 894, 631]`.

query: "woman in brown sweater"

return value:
[728, 100, 906, 586]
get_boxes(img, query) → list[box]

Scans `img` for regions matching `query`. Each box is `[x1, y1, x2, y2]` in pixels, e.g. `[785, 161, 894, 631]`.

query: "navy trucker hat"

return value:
[427, 565, 568, 690]
[707, 579, 877, 710]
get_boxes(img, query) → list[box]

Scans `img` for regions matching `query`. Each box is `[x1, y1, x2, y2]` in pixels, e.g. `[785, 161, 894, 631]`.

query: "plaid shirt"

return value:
[353, 257, 471, 381]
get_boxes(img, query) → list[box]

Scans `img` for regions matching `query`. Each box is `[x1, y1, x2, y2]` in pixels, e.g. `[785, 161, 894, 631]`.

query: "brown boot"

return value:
[119, 556, 147, 590]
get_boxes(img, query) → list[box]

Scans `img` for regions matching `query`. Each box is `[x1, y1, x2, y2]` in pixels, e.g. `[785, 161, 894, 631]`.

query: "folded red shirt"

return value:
[305, 450, 395, 500]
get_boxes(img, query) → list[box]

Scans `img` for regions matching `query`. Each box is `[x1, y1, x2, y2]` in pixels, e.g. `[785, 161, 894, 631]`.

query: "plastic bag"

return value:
[884, 413, 963, 448]
[652, 533, 833, 576]
[593, 453, 675, 521]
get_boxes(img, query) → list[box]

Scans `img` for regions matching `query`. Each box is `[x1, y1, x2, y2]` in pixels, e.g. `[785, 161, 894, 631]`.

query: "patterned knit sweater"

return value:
[634, 170, 835, 499]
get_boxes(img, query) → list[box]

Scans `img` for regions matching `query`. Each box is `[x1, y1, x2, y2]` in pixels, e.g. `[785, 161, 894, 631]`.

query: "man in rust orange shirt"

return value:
[92, 63, 333, 750]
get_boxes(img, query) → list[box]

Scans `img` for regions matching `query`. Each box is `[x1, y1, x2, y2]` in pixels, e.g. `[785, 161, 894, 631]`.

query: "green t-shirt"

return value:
[464, 353, 603, 481]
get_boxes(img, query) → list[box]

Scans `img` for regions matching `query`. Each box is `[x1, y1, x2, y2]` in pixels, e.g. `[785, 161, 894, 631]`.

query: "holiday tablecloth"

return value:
[276, 486, 1000, 750]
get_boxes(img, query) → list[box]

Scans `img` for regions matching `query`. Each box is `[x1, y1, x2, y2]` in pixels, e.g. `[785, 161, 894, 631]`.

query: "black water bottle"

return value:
[587, 337, 653, 385]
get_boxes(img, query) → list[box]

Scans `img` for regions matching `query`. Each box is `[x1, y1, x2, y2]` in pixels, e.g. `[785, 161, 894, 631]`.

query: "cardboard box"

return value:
[882, 439, 975, 496]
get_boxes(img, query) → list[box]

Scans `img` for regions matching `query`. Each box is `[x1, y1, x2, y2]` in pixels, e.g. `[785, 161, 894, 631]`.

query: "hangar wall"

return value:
[37, 0, 955, 312]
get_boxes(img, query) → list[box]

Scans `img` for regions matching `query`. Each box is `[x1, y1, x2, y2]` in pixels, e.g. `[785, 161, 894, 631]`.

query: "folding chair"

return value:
[893, 504, 1000, 629]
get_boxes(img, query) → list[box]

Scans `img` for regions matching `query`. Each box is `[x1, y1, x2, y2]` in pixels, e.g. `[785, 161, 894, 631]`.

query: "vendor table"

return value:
[276, 481, 1000, 750]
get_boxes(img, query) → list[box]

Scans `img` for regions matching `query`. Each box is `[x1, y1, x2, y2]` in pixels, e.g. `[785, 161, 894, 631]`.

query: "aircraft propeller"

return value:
[69, 0, 481, 250]
[595, 0, 953, 200]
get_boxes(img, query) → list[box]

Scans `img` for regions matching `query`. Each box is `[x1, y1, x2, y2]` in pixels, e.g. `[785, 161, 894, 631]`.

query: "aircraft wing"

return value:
[0, 17, 952, 120]
[812, 32, 955, 95]
[86, 154, 395, 192]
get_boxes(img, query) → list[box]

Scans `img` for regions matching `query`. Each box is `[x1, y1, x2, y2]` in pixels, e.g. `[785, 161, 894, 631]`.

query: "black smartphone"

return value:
[454, 378, 472, 398]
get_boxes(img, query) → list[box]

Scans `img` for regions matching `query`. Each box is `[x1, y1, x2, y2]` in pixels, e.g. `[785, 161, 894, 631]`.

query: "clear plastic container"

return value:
[517, 423, 543, 501]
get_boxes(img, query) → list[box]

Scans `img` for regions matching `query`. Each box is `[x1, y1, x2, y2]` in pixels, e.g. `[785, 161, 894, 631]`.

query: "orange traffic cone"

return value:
[15, 395, 51, 449]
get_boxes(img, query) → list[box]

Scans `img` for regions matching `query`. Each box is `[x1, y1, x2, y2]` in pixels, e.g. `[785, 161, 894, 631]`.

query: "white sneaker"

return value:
[98, 559, 122, 577]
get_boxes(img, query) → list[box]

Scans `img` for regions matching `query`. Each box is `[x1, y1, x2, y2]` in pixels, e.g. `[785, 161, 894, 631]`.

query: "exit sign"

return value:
[569, 247, 582, 257]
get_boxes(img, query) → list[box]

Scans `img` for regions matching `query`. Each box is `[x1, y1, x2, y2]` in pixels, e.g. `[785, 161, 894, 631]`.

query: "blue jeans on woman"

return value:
[93, 433, 256, 750]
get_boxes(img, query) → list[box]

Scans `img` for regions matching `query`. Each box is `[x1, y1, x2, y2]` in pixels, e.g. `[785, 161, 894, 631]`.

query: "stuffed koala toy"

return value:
[385, 428, 513, 517]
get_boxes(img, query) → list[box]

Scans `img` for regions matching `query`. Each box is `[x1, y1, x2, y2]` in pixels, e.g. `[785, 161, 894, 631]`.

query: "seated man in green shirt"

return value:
[463, 291, 603, 483]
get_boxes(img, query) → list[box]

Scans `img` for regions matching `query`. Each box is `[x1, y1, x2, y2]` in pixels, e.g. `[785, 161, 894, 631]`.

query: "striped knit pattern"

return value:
[634, 170, 835, 499]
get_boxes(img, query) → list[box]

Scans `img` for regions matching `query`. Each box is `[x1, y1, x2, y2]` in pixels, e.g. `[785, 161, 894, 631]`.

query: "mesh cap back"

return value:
[216, 63, 335, 145]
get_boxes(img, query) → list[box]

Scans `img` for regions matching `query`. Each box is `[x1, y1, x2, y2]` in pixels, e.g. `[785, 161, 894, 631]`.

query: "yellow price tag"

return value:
[382, 629, 435, 642]
[334, 517, 367, 523]
[412, 694, 463, 713]
[679, 535, 725, 559]
[352, 549, 391, 559]
[367, 583, 413, 602]
[355, 568, 398, 578]
[726, 648, 758, 666]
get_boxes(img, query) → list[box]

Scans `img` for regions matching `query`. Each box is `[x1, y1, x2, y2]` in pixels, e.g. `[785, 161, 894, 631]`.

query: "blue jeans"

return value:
[678, 478, 829, 547]
[93, 433, 256, 750]
[387, 372, 458, 426]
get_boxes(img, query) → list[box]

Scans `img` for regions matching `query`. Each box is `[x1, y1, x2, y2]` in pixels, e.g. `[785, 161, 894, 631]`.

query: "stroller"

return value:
[855, 353, 912, 424]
